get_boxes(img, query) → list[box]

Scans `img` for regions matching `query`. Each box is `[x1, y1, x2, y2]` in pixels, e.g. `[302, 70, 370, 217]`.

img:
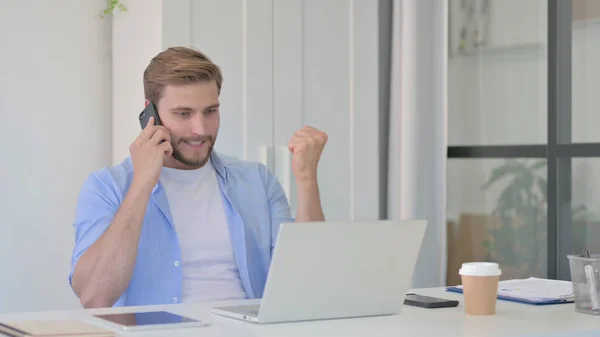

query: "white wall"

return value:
[0, 1, 112, 313]
[111, 0, 382, 222]
[112, 0, 163, 164]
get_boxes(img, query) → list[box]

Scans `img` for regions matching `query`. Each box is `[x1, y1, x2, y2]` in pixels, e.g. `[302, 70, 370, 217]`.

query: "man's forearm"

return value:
[294, 179, 325, 222]
[71, 182, 152, 308]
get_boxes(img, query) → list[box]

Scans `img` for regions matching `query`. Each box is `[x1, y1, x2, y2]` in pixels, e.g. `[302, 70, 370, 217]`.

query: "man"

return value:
[69, 47, 327, 308]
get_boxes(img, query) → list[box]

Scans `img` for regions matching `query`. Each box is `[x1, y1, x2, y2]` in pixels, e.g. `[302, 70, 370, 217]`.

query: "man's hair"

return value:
[143, 46, 223, 104]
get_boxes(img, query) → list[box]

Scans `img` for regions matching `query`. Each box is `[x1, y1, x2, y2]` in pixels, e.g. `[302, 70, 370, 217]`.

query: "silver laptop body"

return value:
[212, 219, 427, 324]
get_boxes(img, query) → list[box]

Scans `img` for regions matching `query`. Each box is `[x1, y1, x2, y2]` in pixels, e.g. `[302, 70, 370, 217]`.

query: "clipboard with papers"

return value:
[446, 277, 575, 305]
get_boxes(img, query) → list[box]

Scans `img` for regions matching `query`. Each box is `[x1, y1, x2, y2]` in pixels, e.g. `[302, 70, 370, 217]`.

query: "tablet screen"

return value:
[94, 311, 199, 327]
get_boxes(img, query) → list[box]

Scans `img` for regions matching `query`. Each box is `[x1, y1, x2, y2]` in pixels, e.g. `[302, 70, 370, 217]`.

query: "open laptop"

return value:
[212, 219, 427, 324]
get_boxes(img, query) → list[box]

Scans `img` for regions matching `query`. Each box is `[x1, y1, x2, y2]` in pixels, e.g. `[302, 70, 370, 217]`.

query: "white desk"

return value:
[1, 288, 600, 337]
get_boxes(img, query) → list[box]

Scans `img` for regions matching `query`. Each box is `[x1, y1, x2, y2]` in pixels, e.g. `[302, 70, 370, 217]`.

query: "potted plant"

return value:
[100, 0, 127, 18]
[481, 159, 547, 278]
[481, 159, 592, 279]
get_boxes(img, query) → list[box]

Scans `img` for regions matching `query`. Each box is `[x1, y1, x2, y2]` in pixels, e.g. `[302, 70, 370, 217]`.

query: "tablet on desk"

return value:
[92, 311, 210, 332]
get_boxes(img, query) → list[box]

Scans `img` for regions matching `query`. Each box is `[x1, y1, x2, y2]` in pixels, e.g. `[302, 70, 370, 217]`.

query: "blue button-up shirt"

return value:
[69, 151, 294, 307]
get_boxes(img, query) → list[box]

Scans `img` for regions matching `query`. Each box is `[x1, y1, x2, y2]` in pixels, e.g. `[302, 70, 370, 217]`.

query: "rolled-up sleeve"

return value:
[263, 167, 295, 254]
[69, 171, 119, 287]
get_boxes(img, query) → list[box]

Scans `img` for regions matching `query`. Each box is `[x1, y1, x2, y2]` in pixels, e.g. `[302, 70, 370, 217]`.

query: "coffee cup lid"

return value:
[459, 262, 502, 276]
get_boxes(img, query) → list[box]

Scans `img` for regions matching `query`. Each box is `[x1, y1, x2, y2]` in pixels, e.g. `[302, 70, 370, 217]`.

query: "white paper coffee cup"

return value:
[459, 262, 501, 315]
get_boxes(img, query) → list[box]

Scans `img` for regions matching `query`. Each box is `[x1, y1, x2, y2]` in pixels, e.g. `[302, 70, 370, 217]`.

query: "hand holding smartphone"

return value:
[130, 102, 172, 189]
[139, 102, 162, 129]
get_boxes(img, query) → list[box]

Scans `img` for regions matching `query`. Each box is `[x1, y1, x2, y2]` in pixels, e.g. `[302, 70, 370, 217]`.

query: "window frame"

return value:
[447, 0, 600, 280]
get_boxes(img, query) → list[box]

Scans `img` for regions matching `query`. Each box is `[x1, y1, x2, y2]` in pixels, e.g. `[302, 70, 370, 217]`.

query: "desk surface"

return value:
[1, 288, 600, 337]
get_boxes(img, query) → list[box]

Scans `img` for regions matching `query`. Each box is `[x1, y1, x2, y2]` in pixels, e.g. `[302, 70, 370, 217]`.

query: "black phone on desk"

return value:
[139, 101, 162, 129]
[404, 294, 459, 309]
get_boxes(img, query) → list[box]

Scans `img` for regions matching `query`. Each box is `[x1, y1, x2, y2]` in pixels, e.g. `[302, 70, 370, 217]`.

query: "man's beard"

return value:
[171, 135, 216, 167]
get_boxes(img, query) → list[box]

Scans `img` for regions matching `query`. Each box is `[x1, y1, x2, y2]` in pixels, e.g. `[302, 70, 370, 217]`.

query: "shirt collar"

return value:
[210, 150, 228, 182]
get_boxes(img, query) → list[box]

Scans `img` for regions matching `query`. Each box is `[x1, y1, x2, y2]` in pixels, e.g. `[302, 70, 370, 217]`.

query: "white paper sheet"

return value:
[495, 277, 574, 301]
[454, 277, 574, 302]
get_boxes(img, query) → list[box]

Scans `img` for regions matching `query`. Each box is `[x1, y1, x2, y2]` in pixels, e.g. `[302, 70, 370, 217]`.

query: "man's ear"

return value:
[144, 99, 150, 107]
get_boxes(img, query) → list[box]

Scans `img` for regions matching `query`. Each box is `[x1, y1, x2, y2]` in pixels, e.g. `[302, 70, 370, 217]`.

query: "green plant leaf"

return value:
[573, 204, 590, 222]
[530, 160, 547, 170]
[481, 160, 524, 190]
[513, 169, 534, 193]
[100, 0, 127, 18]
[537, 177, 547, 201]
[495, 183, 523, 215]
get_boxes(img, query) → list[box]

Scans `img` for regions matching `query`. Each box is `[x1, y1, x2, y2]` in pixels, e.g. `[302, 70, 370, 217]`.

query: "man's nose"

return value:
[189, 114, 207, 135]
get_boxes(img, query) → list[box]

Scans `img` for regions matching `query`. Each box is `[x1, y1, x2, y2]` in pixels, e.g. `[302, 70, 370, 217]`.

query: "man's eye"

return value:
[178, 111, 189, 116]
[206, 109, 217, 114]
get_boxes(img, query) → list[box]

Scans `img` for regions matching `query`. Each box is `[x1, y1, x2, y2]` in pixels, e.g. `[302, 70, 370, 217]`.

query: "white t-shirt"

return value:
[159, 159, 247, 303]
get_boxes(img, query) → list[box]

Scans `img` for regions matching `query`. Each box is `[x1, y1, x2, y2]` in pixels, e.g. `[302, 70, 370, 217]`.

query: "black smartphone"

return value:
[139, 102, 162, 129]
[404, 294, 459, 309]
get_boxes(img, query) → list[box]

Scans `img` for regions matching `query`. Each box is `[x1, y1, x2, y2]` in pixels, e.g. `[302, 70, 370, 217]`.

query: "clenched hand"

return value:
[287, 126, 328, 182]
